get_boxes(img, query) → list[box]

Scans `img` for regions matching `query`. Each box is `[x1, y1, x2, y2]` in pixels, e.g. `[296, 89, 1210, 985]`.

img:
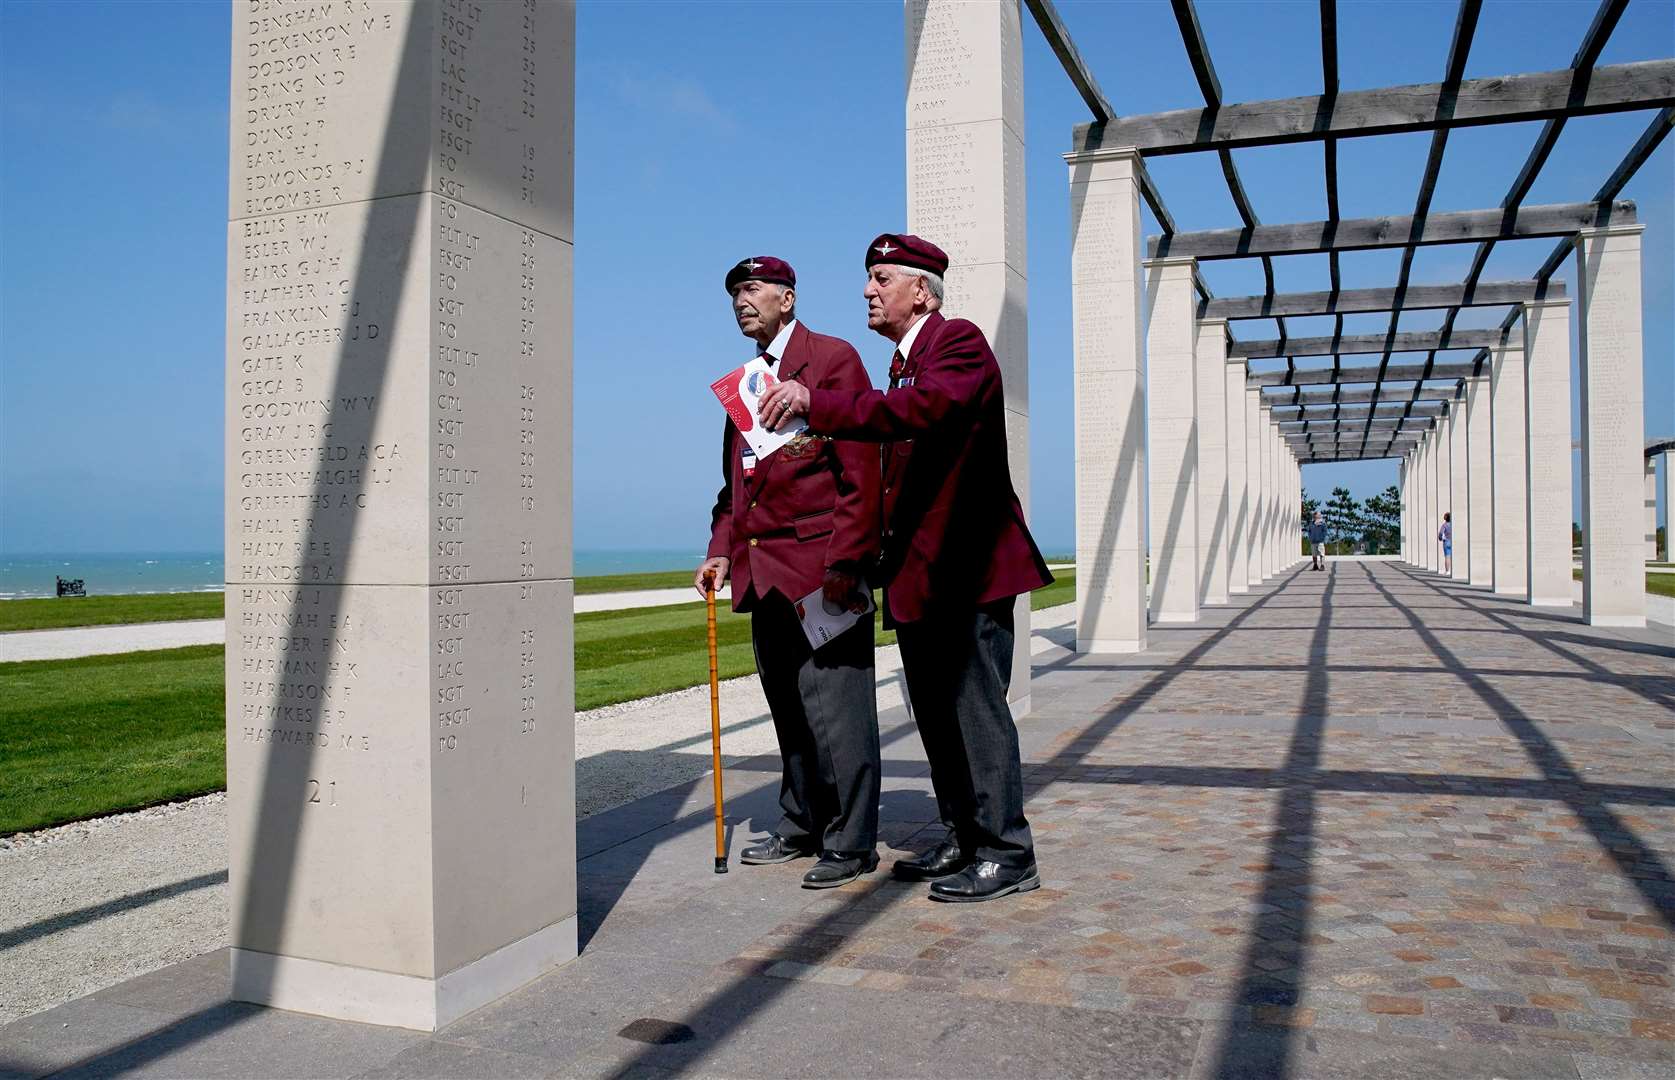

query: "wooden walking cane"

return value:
[705, 570, 728, 873]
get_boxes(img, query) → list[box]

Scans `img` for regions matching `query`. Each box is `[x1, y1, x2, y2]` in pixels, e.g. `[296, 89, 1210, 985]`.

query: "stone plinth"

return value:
[1225, 360, 1249, 593]
[1466, 377, 1493, 587]
[1575, 225, 1647, 627]
[224, 0, 577, 1031]
[1195, 320, 1230, 605]
[1522, 299, 1574, 605]
[1489, 336, 1529, 595]
[1066, 148, 1147, 653]
[1245, 390, 1262, 585]
[1145, 257, 1199, 623]
[907, 0, 1035, 696]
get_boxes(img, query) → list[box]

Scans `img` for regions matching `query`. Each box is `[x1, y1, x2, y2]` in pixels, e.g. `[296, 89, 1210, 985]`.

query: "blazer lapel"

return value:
[746, 323, 813, 499]
[882, 312, 943, 488]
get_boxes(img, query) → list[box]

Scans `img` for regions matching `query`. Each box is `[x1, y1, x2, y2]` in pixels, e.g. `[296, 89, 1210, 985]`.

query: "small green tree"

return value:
[1325, 487, 1362, 553]
[1361, 484, 1402, 554]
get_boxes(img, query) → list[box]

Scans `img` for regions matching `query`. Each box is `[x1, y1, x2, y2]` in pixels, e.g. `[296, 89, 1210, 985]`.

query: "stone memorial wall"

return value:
[225, 0, 575, 1030]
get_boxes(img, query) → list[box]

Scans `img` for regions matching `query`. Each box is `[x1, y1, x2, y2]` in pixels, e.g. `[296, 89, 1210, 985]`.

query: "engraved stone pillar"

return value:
[1067, 147, 1147, 652]
[1226, 359, 1249, 593]
[224, 1, 576, 1030]
[1489, 333, 1528, 595]
[1256, 402, 1272, 579]
[1145, 256, 1199, 623]
[1575, 224, 1647, 627]
[1466, 376, 1493, 587]
[1646, 457, 1660, 561]
[1196, 319, 1230, 605]
[1245, 390, 1262, 586]
[1522, 299, 1574, 605]
[907, 0, 1034, 698]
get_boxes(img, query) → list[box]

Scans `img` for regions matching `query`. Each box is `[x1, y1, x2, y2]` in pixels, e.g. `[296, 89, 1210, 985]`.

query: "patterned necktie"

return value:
[888, 350, 905, 388]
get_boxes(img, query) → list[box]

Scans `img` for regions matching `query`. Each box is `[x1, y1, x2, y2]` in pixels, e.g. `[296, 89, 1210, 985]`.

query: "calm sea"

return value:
[0, 549, 702, 600]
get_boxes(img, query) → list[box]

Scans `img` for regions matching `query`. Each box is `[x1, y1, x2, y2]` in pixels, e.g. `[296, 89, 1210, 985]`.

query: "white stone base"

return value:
[1587, 615, 1646, 628]
[1151, 616, 1200, 625]
[1528, 596, 1575, 608]
[231, 915, 578, 1031]
[1008, 694, 1033, 721]
[1076, 637, 1145, 654]
[1494, 586, 1528, 598]
[1229, 584, 1249, 594]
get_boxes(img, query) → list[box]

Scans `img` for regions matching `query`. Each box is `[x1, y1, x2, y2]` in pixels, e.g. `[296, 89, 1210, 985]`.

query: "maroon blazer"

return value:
[807, 312, 1051, 625]
[708, 323, 881, 613]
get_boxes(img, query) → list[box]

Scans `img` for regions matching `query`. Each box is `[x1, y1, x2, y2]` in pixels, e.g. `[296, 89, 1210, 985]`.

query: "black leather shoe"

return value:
[928, 860, 1041, 902]
[891, 837, 972, 881]
[739, 834, 816, 865]
[802, 850, 880, 889]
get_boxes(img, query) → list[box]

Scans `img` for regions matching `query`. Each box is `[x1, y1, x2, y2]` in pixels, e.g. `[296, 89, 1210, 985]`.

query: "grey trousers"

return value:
[750, 591, 881, 855]
[895, 600, 1035, 869]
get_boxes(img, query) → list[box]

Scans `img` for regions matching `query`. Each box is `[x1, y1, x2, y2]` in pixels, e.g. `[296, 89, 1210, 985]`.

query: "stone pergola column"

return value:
[1489, 330, 1528, 595]
[907, 0, 1035, 692]
[1145, 256, 1200, 623]
[1245, 389, 1262, 586]
[1400, 455, 1412, 563]
[1196, 319, 1230, 605]
[1226, 359, 1249, 593]
[1066, 146, 1147, 653]
[1433, 421, 1449, 572]
[1448, 394, 1469, 580]
[1466, 376, 1493, 587]
[1257, 401, 1273, 579]
[1523, 298, 1574, 605]
[224, 1, 578, 1030]
[1575, 223, 1647, 627]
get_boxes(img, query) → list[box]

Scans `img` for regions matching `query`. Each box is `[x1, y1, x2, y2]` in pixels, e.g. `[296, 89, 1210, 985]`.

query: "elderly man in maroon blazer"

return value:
[695, 255, 883, 889]
[760, 234, 1051, 902]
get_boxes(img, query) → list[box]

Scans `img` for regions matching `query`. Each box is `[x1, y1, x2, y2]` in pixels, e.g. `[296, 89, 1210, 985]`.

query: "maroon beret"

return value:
[724, 255, 795, 294]
[864, 233, 949, 276]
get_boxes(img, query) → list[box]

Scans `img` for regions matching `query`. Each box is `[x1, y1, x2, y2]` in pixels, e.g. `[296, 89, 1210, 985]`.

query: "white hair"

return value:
[891, 264, 944, 305]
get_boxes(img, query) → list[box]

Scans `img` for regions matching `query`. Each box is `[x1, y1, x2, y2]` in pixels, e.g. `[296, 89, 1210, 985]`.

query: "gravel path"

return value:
[0, 603, 1077, 1026]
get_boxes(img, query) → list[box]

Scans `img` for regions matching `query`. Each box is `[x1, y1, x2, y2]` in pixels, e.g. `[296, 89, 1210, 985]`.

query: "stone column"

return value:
[1445, 399, 1466, 579]
[907, 0, 1034, 697]
[225, 1, 576, 1030]
[1256, 402, 1272, 579]
[1575, 224, 1647, 627]
[1436, 418, 1453, 572]
[1196, 320, 1230, 605]
[1523, 298, 1574, 605]
[1400, 456, 1410, 563]
[1646, 457, 1660, 561]
[1066, 147, 1147, 653]
[1145, 257, 1199, 623]
[1246, 390, 1262, 586]
[1488, 332, 1528, 595]
[1466, 377, 1493, 587]
[1226, 360, 1249, 593]
[1660, 452, 1672, 562]
[1266, 423, 1280, 576]
[1427, 429, 1441, 571]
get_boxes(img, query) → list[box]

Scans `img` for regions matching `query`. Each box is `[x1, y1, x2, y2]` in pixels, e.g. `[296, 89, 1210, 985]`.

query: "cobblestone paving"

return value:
[729, 562, 1675, 1076]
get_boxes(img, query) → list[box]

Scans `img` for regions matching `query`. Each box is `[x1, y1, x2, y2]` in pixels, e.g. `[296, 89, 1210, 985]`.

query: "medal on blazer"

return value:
[741, 448, 757, 477]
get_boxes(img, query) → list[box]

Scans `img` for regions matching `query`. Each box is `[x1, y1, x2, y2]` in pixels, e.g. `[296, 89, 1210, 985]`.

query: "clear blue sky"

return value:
[2, 0, 1670, 556]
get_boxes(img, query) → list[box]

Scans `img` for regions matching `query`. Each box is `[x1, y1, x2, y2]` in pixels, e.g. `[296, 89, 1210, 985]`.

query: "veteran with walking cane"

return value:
[695, 256, 883, 889]
[760, 234, 1052, 903]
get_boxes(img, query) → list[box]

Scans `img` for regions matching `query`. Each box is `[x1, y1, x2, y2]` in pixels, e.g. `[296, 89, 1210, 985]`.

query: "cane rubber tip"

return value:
[714, 858, 728, 874]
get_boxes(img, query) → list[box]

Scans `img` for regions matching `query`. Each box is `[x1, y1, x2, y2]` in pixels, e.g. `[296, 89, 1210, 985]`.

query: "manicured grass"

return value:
[573, 569, 696, 595]
[2, 572, 1079, 833]
[1571, 569, 1675, 600]
[0, 592, 224, 633]
[0, 646, 226, 834]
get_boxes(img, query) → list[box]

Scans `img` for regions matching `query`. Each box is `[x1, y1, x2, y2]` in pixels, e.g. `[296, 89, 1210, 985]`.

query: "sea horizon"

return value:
[0, 548, 710, 600]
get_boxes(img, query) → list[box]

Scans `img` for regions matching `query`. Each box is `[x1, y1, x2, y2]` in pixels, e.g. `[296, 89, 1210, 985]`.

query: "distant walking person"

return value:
[1438, 512, 1453, 575]
[1308, 511, 1328, 571]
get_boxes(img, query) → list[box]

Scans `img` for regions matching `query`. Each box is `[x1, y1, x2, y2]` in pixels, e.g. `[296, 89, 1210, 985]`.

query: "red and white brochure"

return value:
[709, 357, 807, 459]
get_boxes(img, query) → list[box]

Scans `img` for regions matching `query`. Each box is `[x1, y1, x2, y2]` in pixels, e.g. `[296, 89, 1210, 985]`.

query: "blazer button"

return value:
[750, 500, 757, 509]
[748, 538, 759, 547]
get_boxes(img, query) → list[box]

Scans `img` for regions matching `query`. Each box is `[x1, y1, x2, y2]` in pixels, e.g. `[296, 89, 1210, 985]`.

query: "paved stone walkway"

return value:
[2, 561, 1670, 1078]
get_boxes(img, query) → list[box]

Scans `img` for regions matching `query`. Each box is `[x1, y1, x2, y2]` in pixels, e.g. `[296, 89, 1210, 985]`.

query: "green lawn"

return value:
[1, 571, 1077, 834]
[1571, 568, 1675, 600]
[0, 592, 225, 633]
[0, 646, 226, 834]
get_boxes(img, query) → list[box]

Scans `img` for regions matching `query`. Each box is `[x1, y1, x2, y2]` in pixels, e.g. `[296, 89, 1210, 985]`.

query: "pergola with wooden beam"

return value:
[1043, 0, 1664, 647]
